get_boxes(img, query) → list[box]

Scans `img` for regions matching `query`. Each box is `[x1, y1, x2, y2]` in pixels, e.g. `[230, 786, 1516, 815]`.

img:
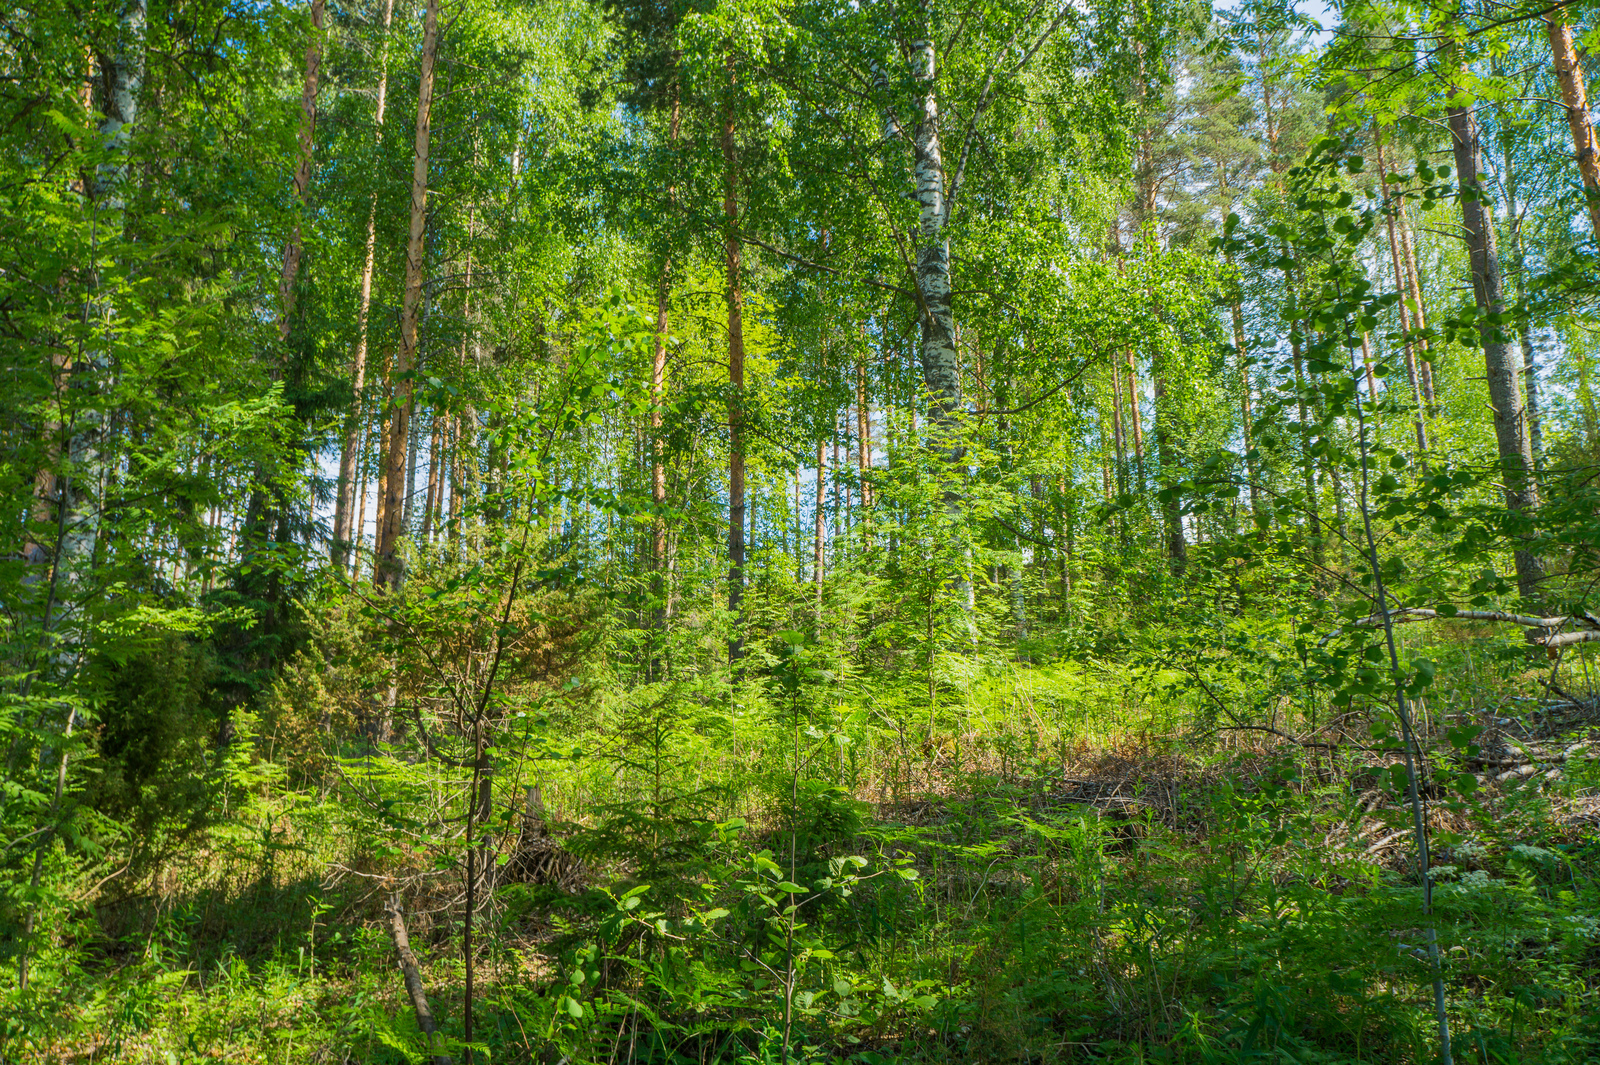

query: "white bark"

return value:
[910, 36, 961, 425]
[95, 0, 146, 200]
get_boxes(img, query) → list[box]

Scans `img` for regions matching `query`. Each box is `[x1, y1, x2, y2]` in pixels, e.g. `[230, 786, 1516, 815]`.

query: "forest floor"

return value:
[19, 692, 1600, 1065]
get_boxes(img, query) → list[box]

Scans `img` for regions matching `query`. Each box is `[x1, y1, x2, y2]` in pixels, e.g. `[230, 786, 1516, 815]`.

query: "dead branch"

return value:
[1323, 606, 1600, 647]
[385, 893, 452, 1064]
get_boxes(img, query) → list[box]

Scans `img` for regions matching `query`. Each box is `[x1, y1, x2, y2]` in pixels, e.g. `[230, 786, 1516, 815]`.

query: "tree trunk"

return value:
[650, 65, 680, 669]
[1153, 373, 1187, 575]
[650, 258, 670, 659]
[856, 354, 872, 510]
[723, 57, 746, 666]
[1289, 328, 1323, 571]
[94, 0, 146, 201]
[276, 0, 326, 341]
[814, 438, 825, 613]
[404, 402, 420, 533]
[910, 36, 962, 430]
[335, 0, 397, 570]
[1125, 350, 1145, 489]
[1376, 129, 1429, 456]
[1547, 11, 1600, 240]
[1500, 106, 1543, 471]
[1394, 184, 1436, 411]
[354, 423, 370, 569]
[423, 415, 441, 543]
[384, 894, 451, 1065]
[1229, 293, 1260, 512]
[1447, 77, 1542, 599]
[375, 0, 440, 589]
[1359, 332, 1379, 403]
[1109, 363, 1127, 495]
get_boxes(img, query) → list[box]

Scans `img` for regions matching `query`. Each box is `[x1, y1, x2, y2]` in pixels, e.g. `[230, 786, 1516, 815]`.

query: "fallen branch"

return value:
[1323, 606, 1600, 647]
[386, 893, 451, 1064]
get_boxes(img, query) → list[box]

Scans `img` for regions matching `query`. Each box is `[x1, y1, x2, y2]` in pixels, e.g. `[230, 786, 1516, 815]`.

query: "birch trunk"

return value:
[375, 0, 440, 589]
[333, 0, 395, 570]
[910, 36, 961, 430]
[53, 0, 145, 579]
[1546, 11, 1600, 240]
[1446, 77, 1543, 598]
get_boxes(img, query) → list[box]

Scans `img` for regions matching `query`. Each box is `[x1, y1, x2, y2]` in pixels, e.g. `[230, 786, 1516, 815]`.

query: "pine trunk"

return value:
[1376, 129, 1430, 456]
[375, 0, 440, 589]
[1547, 12, 1600, 240]
[856, 355, 872, 511]
[335, 0, 397, 569]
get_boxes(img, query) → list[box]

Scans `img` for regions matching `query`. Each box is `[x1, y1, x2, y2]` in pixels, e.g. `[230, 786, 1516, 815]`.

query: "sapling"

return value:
[1333, 212, 1454, 1065]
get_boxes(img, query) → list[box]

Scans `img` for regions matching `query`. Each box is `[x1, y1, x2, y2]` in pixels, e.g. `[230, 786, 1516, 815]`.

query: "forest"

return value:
[3, 0, 1600, 1059]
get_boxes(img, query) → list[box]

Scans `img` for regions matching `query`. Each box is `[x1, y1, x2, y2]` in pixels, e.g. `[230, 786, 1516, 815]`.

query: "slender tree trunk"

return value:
[404, 403, 420, 533]
[1229, 294, 1259, 512]
[277, 0, 326, 341]
[1503, 146, 1544, 473]
[1377, 130, 1429, 456]
[1125, 351, 1145, 489]
[650, 257, 670, 652]
[723, 57, 746, 666]
[1110, 364, 1127, 495]
[814, 439, 825, 613]
[650, 64, 680, 668]
[375, 0, 440, 589]
[1547, 11, 1600, 240]
[374, 397, 390, 560]
[335, 0, 397, 570]
[353, 427, 370, 570]
[1153, 372, 1187, 574]
[1394, 185, 1436, 411]
[856, 353, 872, 510]
[1447, 76, 1542, 598]
[1359, 333, 1379, 402]
[448, 415, 462, 545]
[423, 416, 440, 543]
[1289, 329, 1323, 571]
[830, 416, 841, 552]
